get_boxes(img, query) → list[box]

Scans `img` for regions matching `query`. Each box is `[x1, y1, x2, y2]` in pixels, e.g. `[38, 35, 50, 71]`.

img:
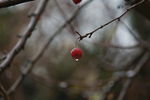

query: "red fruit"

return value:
[71, 48, 83, 60]
[72, 0, 82, 4]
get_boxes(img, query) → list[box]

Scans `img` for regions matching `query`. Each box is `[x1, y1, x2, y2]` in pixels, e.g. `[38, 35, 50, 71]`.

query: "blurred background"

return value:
[0, 0, 150, 100]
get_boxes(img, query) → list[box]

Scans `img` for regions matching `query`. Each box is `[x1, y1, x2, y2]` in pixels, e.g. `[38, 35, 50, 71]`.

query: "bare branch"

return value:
[0, 0, 49, 74]
[76, 0, 145, 40]
[0, 0, 35, 8]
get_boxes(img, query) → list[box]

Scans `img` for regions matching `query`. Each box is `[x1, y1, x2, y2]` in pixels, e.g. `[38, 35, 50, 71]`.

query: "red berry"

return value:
[71, 48, 83, 60]
[72, 0, 82, 4]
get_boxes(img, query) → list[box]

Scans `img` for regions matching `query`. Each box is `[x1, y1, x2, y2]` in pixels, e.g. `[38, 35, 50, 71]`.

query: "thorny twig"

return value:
[0, 0, 49, 74]
[6, 0, 49, 94]
[76, 0, 145, 40]
[7, 0, 93, 95]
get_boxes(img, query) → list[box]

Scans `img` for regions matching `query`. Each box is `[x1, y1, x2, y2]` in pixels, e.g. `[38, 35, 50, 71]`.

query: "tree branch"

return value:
[0, 0, 49, 74]
[0, 0, 35, 8]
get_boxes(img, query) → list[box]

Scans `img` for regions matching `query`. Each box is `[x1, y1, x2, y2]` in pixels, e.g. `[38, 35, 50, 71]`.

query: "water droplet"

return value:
[75, 59, 79, 61]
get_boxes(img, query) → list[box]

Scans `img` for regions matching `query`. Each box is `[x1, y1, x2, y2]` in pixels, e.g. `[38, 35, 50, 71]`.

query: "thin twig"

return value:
[76, 0, 145, 40]
[7, 0, 93, 95]
[0, 0, 34, 8]
[0, 0, 49, 74]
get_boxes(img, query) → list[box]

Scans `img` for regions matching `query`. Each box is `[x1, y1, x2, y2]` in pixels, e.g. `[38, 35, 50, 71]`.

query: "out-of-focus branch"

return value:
[0, 0, 35, 8]
[0, 56, 6, 62]
[0, 0, 49, 74]
[76, 0, 145, 40]
[97, 42, 140, 49]
[55, 0, 76, 34]
[0, 84, 9, 100]
[120, 21, 150, 51]
[7, 0, 93, 95]
[102, 52, 150, 100]
[117, 52, 150, 100]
